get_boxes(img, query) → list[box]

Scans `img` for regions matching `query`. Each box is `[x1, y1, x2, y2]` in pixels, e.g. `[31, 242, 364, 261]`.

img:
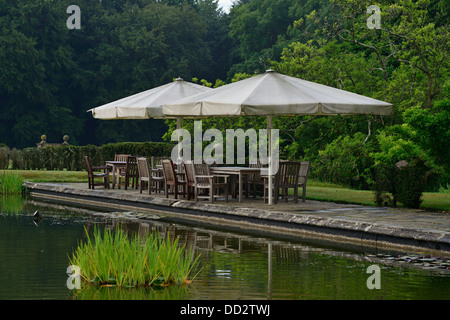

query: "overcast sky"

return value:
[217, 0, 234, 12]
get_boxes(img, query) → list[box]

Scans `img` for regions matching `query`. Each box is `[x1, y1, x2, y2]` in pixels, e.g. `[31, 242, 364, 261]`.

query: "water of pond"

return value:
[1, 196, 450, 300]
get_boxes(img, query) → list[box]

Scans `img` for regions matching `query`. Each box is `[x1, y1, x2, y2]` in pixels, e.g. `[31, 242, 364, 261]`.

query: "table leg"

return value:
[112, 167, 116, 189]
[239, 172, 243, 203]
[231, 175, 237, 198]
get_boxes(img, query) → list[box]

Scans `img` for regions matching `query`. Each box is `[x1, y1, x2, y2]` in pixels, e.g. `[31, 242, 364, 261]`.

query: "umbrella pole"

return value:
[177, 117, 182, 164]
[267, 116, 273, 205]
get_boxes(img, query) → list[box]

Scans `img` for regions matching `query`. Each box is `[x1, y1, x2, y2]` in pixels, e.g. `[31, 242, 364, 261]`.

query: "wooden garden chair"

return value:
[118, 156, 138, 190]
[264, 161, 300, 204]
[298, 161, 311, 202]
[161, 159, 186, 199]
[137, 157, 155, 194]
[193, 162, 229, 203]
[84, 156, 110, 189]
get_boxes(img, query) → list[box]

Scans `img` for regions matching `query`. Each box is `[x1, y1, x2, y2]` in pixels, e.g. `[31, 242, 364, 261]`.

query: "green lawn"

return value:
[3, 169, 449, 212]
[306, 181, 450, 212]
[12, 169, 87, 183]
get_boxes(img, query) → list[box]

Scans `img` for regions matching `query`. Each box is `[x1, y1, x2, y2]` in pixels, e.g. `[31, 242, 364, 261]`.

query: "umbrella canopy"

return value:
[162, 70, 393, 117]
[88, 78, 213, 120]
[163, 70, 393, 205]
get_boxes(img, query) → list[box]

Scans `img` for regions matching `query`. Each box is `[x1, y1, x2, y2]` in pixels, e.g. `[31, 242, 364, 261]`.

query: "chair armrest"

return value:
[92, 166, 109, 170]
[213, 174, 229, 178]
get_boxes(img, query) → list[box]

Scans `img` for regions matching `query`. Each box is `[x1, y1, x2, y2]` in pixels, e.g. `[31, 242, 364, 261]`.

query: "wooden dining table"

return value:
[105, 160, 126, 189]
[211, 167, 262, 203]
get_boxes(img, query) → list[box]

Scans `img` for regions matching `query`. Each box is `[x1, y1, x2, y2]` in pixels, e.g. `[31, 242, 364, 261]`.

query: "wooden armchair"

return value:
[137, 157, 154, 194]
[264, 161, 300, 204]
[298, 161, 311, 202]
[161, 159, 186, 199]
[84, 156, 110, 189]
[151, 156, 170, 192]
[114, 154, 130, 162]
[118, 156, 138, 190]
[247, 160, 265, 198]
[193, 163, 229, 203]
[182, 160, 196, 200]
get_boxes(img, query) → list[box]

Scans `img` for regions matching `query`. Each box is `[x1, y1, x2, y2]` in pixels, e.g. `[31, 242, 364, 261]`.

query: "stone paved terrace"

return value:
[24, 182, 450, 256]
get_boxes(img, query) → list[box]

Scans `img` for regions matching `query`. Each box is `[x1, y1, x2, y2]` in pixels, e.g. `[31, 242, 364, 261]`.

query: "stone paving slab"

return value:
[24, 182, 450, 254]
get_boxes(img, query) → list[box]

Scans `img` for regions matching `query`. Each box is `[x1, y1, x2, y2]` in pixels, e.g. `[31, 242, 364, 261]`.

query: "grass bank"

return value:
[2, 169, 449, 212]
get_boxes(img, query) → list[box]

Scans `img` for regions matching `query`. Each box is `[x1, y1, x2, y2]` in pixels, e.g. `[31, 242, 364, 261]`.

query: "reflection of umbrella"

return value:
[88, 78, 212, 119]
[163, 70, 393, 204]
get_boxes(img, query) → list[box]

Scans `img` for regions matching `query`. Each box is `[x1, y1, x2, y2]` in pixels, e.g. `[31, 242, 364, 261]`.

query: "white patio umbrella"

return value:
[163, 69, 393, 204]
[88, 78, 213, 160]
[88, 77, 212, 120]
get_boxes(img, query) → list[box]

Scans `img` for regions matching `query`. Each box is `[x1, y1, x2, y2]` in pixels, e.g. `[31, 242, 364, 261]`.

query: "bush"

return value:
[0, 147, 9, 170]
[374, 160, 428, 208]
[312, 133, 375, 190]
[18, 142, 175, 171]
[371, 129, 432, 208]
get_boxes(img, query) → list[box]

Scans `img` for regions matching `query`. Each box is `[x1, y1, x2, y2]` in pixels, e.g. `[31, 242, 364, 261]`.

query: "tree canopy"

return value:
[0, 0, 448, 193]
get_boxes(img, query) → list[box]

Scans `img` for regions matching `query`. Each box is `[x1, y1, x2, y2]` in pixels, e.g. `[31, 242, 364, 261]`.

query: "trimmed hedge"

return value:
[15, 142, 175, 171]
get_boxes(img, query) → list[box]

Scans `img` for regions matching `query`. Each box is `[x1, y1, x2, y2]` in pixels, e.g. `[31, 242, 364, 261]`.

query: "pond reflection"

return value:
[0, 195, 24, 215]
[1, 198, 450, 300]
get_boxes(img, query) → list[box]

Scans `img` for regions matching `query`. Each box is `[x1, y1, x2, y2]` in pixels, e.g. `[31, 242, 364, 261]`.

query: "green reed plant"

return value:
[69, 227, 200, 288]
[0, 170, 23, 195]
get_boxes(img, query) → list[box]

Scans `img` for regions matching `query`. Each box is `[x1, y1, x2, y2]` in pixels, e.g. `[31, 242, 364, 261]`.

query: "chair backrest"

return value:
[125, 155, 138, 176]
[137, 157, 150, 179]
[276, 161, 300, 187]
[183, 161, 195, 185]
[115, 154, 130, 162]
[193, 163, 211, 185]
[161, 159, 176, 184]
[298, 161, 311, 185]
[151, 157, 171, 169]
[84, 156, 93, 175]
[249, 159, 263, 180]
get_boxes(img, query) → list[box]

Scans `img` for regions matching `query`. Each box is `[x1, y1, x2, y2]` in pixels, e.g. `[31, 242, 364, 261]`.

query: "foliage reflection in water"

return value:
[1, 197, 450, 300]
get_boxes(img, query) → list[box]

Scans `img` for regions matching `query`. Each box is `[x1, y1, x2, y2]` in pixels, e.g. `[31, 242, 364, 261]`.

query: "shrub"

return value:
[19, 142, 175, 171]
[371, 129, 432, 208]
[374, 160, 428, 208]
[312, 133, 375, 190]
[0, 147, 9, 170]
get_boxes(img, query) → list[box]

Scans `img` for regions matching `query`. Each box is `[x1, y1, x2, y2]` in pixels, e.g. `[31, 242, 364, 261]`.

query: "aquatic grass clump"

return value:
[0, 170, 24, 195]
[69, 227, 200, 288]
